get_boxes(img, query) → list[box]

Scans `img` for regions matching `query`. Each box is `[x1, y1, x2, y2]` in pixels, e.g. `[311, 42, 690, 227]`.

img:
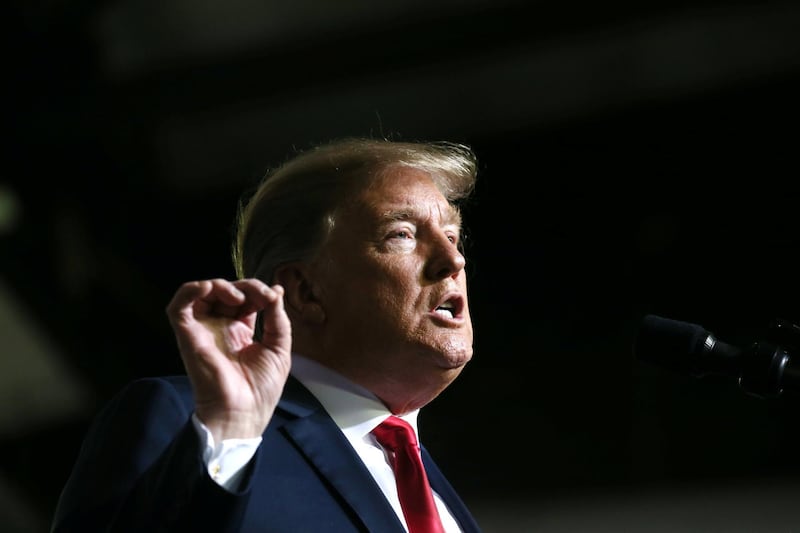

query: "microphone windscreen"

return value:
[634, 314, 711, 375]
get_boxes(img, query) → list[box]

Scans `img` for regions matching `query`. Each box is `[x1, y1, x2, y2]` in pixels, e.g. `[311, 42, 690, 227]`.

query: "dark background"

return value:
[5, 1, 800, 531]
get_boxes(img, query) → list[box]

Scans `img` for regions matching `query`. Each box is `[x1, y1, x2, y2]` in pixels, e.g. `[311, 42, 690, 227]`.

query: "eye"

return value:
[390, 229, 415, 240]
[446, 232, 459, 245]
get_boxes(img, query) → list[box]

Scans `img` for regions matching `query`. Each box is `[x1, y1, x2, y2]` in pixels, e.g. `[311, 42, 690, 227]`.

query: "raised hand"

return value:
[165, 278, 292, 442]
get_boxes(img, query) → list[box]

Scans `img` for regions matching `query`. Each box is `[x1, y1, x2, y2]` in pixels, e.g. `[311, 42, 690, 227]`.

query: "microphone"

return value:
[634, 314, 800, 398]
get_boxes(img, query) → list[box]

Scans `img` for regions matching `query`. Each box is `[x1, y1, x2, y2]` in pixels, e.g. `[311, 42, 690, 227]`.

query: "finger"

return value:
[206, 278, 247, 306]
[259, 284, 292, 343]
[165, 280, 214, 322]
[232, 279, 284, 315]
[166, 279, 249, 326]
[194, 279, 282, 322]
[166, 278, 244, 310]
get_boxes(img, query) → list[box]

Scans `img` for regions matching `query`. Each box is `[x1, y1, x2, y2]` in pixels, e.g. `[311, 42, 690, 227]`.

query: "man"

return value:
[51, 137, 483, 532]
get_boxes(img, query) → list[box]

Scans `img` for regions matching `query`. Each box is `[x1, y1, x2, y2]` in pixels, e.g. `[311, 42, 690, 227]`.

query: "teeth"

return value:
[435, 308, 454, 318]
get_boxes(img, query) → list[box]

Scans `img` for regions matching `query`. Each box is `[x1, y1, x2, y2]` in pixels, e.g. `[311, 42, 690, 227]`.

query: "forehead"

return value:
[352, 167, 461, 224]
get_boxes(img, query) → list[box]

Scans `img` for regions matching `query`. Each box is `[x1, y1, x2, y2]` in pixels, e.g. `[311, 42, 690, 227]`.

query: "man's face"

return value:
[311, 166, 473, 407]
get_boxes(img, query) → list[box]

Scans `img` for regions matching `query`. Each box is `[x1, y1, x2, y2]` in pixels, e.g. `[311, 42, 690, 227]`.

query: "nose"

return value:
[424, 231, 466, 280]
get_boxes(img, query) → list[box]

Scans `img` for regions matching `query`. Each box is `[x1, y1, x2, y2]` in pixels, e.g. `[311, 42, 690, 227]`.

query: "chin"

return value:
[436, 345, 473, 370]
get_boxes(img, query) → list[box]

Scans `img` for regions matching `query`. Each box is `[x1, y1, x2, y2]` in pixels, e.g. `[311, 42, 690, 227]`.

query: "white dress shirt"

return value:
[192, 353, 462, 532]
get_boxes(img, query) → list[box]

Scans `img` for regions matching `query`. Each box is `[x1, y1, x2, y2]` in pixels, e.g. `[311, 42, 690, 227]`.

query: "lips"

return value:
[431, 292, 465, 321]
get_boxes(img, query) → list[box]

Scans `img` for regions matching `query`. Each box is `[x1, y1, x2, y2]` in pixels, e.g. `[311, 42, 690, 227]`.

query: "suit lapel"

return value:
[278, 377, 481, 532]
[279, 377, 406, 533]
[423, 448, 483, 533]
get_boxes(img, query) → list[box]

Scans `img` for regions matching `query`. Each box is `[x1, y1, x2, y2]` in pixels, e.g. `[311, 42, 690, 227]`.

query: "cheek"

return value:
[364, 274, 424, 324]
[328, 253, 424, 313]
[371, 279, 417, 312]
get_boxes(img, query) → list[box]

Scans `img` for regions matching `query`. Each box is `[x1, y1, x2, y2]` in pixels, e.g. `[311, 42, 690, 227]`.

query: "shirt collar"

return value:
[290, 353, 420, 442]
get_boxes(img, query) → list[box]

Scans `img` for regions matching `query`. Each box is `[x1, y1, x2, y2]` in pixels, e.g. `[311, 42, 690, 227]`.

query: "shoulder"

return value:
[101, 375, 195, 420]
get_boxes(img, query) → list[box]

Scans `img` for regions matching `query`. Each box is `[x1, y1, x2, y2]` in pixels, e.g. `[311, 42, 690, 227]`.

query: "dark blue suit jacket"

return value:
[52, 375, 482, 532]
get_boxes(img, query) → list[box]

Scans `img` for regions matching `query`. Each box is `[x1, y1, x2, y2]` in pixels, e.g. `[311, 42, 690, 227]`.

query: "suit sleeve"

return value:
[51, 377, 255, 533]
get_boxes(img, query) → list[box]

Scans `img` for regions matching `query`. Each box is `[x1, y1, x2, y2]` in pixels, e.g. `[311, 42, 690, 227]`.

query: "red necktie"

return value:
[372, 416, 446, 533]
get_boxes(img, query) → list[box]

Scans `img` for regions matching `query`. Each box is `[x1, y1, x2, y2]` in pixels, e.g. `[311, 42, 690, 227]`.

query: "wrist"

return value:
[194, 409, 267, 441]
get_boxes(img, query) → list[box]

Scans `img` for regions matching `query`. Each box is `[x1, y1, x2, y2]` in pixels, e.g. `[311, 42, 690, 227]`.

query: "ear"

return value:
[273, 263, 326, 325]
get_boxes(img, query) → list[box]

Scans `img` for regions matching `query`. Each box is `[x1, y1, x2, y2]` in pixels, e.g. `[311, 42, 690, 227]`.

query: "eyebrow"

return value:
[380, 205, 462, 228]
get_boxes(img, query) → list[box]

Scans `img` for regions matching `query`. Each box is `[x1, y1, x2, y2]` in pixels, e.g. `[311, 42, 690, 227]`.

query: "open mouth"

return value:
[432, 293, 464, 320]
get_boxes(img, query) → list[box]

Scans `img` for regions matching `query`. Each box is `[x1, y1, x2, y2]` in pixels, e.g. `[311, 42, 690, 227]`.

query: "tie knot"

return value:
[372, 416, 417, 452]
